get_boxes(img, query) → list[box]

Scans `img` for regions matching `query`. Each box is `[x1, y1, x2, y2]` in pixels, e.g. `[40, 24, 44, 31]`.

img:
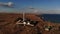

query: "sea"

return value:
[40, 14, 60, 23]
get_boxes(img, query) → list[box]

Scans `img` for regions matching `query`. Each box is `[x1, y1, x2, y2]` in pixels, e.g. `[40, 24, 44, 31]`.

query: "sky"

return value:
[0, 0, 60, 14]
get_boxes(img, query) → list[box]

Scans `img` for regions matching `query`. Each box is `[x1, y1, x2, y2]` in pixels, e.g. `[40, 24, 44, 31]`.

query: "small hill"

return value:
[0, 13, 60, 34]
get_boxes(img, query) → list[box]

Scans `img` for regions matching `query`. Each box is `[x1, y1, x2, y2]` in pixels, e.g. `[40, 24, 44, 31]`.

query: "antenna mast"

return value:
[23, 12, 25, 22]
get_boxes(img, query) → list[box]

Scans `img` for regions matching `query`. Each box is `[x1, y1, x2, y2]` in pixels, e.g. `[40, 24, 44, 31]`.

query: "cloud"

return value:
[18, 7, 60, 14]
[0, 5, 60, 14]
[46, 10, 60, 14]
